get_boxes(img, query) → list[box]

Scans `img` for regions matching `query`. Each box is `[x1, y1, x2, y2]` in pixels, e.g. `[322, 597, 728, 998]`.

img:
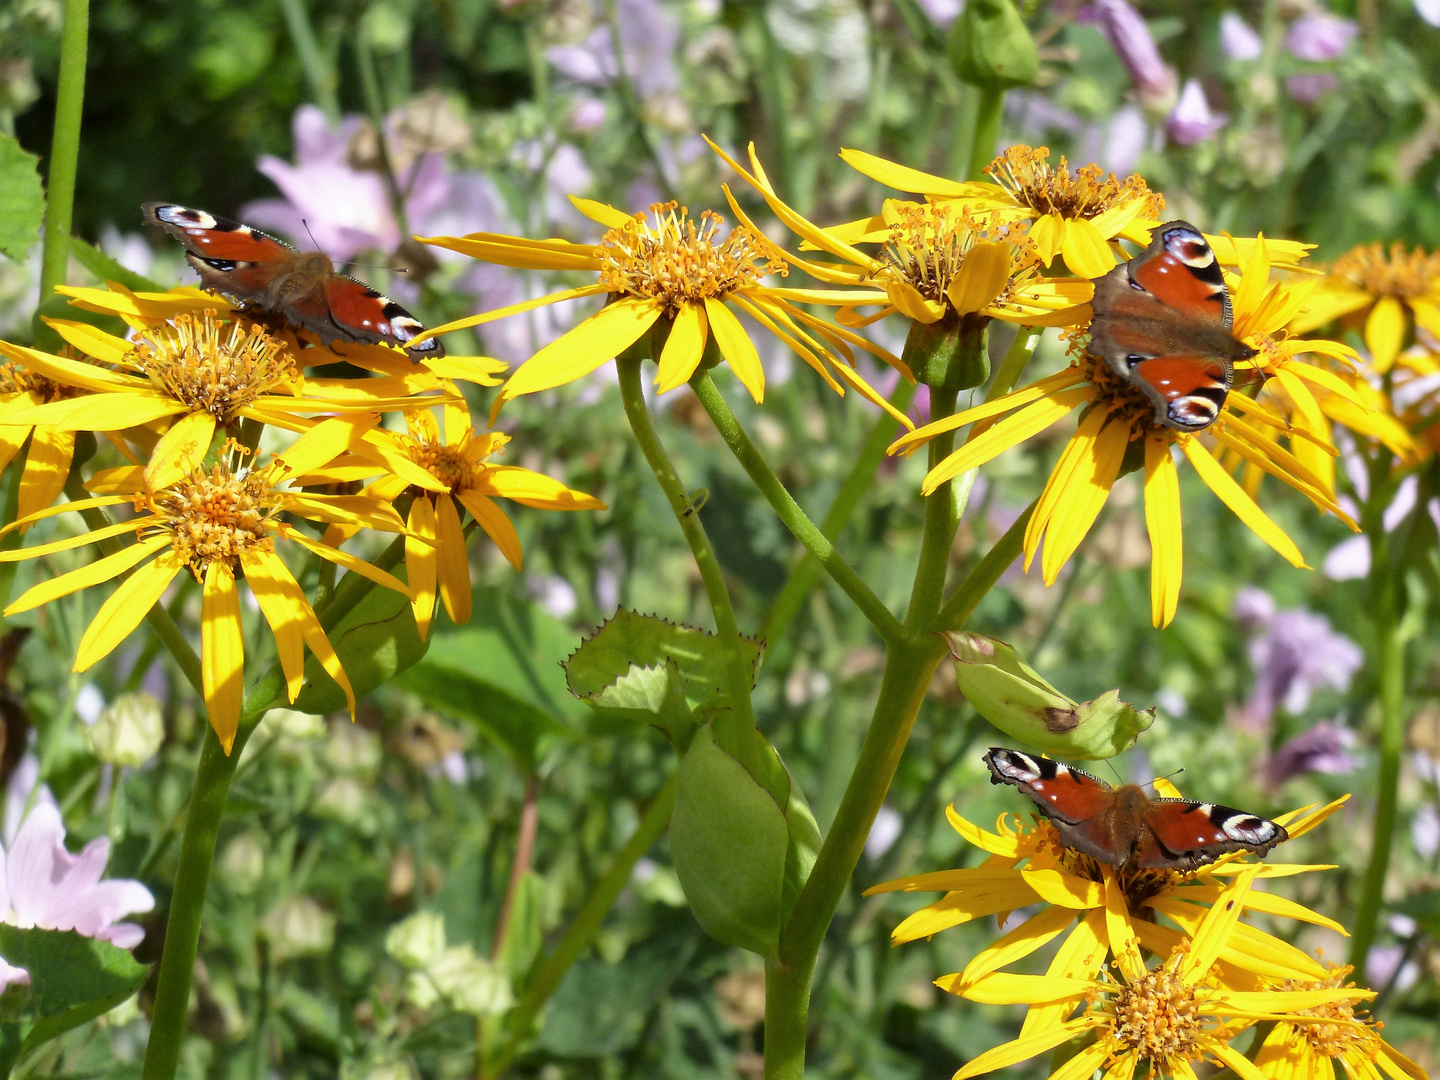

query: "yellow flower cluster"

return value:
[870, 792, 1424, 1080]
[0, 284, 602, 751]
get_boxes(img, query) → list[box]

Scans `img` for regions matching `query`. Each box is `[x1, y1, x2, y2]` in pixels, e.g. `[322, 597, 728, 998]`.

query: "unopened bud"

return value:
[385, 910, 448, 970]
[949, 0, 1039, 89]
[85, 692, 163, 768]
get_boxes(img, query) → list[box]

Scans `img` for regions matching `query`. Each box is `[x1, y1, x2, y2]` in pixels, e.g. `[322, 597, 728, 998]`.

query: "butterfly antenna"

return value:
[1103, 760, 1124, 784]
[301, 218, 321, 253]
[1147, 767, 1186, 787]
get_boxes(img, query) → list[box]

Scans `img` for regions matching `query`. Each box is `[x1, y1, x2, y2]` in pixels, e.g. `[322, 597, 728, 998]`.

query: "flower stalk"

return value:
[37, 0, 90, 311]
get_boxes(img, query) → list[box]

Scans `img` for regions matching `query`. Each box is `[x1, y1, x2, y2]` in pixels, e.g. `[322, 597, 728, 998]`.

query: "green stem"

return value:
[278, 0, 339, 122]
[966, 84, 1004, 180]
[616, 357, 756, 729]
[935, 502, 1035, 630]
[989, 327, 1042, 402]
[490, 776, 676, 1075]
[905, 389, 960, 627]
[761, 379, 917, 646]
[141, 718, 262, 1080]
[691, 374, 905, 646]
[37, 0, 89, 307]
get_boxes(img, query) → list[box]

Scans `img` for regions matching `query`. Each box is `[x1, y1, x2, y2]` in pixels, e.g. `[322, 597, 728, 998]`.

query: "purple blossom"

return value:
[1285, 13, 1357, 61]
[914, 0, 963, 28]
[1103, 105, 1150, 174]
[0, 801, 153, 989]
[1220, 12, 1264, 61]
[1090, 0, 1177, 100]
[546, 0, 680, 100]
[1286, 72, 1337, 104]
[1168, 80, 1226, 146]
[1324, 475, 1420, 581]
[569, 97, 608, 133]
[1261, 721, 1358, 786]
[1233, 587, 1363, 727]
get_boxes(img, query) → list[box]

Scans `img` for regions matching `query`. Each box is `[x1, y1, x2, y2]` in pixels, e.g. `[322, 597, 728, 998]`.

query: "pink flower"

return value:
[1261, 721, 1358, 786]
[1232, 588, 1362, 728]
[1286, 72, 1338, 104]
[0, 802, 153, 989]
[1167, 80, 1226, 145]
[1285, 13, 1357, 61]
[1220, 12, 1263, 61]
[1088, 0, 1177, 100]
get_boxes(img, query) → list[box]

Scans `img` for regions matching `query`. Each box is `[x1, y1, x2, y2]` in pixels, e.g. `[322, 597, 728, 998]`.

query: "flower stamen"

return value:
[145, 458, 280, 572]
[985, 145, 1164, 221]
[129, 313, 299, 422]
[1330, 243, 1440, 300]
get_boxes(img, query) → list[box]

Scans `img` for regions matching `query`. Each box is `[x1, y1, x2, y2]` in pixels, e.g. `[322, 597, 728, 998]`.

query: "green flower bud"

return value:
[904, 313, 991, 391]
[84, 692, 163, 768]
[262, 896, 336, 962]
[949, 0, 1040, 89]
[944, 631, 1153, 759]
[385, 910, 448, 970]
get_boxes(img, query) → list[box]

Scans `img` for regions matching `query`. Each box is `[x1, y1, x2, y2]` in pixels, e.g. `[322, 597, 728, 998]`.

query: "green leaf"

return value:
[944, 631, 1153, 759]
[0, 135, 44, 261]
[68, 236, 167, 294]
[0, 927, 146, 1017]
[669, 725, 788, 958]
[17, 987, 138, 1067]
[291, 569, 430, 715]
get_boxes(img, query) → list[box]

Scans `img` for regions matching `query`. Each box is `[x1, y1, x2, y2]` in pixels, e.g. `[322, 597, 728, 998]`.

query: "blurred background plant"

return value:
[2, 0, 1440, 1076]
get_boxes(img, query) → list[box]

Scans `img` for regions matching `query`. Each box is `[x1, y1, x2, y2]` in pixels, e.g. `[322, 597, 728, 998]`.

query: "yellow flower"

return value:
[0, 358, 88, 530]
[889, 238, 1361, 627]
[867, 787, 1349, 1036]
[1254, 966, 1428, 1080]
[0, 418, 414, 752]
[416, 199, 910, 426]
[292, 398, 604, 639]
[1291, 243, 1440, 373]
[833, 144, 1313, 280]
[949, 873, 1374, 1080]
[709, 141, 1094, 329]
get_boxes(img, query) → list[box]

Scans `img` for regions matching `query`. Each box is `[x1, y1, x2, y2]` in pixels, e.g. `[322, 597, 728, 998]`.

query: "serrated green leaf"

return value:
[291, 568, 429, 716]
[0, 135, 44, 261]
[0, 928, 146, 1017]
[580, 659, 697, 749]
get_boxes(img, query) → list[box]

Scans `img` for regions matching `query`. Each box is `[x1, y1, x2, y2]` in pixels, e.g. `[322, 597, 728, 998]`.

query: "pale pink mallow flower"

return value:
[1285, 13, 1358, 61]
[1220, 12, 1264, 62]
[1168, 80, 1226, 145]
[0, 802, 154, 989]
[1088, 0, 1177, 101]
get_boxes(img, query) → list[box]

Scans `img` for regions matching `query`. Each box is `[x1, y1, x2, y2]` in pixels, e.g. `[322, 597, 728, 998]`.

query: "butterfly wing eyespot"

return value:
[323, 277, 446, 360]
[1137, 799, 1289, 870]
[983, 748, 1116, 826]
[1130, 356, 1233, 431]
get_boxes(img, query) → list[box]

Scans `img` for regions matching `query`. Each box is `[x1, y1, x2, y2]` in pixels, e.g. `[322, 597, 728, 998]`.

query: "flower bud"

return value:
[903, 314, 990, 391]
[409, 945, 514, 1016]
[262, 896, 336, 962]
[949, 0, 1039, 89]
[219, 832, 266, 894]
[385, 910, 448, 970]
[84, 692, 163, 768]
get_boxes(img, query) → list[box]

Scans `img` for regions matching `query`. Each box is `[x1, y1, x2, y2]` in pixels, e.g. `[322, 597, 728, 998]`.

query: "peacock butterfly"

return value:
[141, 203, 444, 361]
[1087, 220, 1254, 432]
[983, 747, 1287, 871]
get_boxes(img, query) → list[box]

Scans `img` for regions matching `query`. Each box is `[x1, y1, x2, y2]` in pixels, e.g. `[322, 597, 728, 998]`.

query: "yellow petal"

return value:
[406, 496, 439, 641]
[84, 465, 146, 494]
[434, 492, 476, 620]
[957, 905, 1077, 985]
[145, 410, 216, 492]
[887, 279, 945, 323]
[655, 303, 709, 394]
[1021, 868, 1105, 910]
[74, 552, 182, 671]
[0, 392, 185, 431]
[240, 548, 306, 704]
[0, 493, 132, 537]
[1182, 437, 1306, 567]
[17, 427, 76, 529]
[1027, 213, 1064, 265]
[1210, 1039, 1272, 1080]
[1104, 873, 1146, 983]
[941, 972, 1093, 1005]
[888, 878, 1042, 943]
[283, 493, 407, 533]
[0, 516, 148, 563]
[945, 805, 1021, 858]
[421, 354, 508, 387]
[567, 195, 634, 229]
[1040, 412, 1129, 584]
[952, 1017, 1095, 1080]
[947, 242, 1012, 314]
[1086, 196, 1150, 242]
[473, 465, 605, 510]
[1365, 296, 1406, 372]
[1143, 436, 1183, 628]
[1183, 865, 1260, 983]
[0, 339, 142, 394]
[1060, 218, 1119, 278]
[921, 388, 1089, 495]
[1289, 286, 1373, 334]
[276, 413, 379, 480]
[417, 233, 603, 272]
[837, 147, 984, 198]
[889, 369, 1088, 456]
[455, 489, 521, 573]
[1019, 910, 1107, 1039]
[495, 296, 664, 419]
[866, 866, 1027, 896]
[1048, 1041, 1114, 1080]
[284, 530, 414, 598]
[41, 318, 133, 363]
[201, 560, 245, 754]
[705, 297, 765, 403]
[415, 283, 608, 345]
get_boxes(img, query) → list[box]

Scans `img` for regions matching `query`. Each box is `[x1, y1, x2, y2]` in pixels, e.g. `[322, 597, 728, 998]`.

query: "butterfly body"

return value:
[142, 203, 443, 361]
[1087, 220, 1254, 432]
[984, 747, 1287, 871]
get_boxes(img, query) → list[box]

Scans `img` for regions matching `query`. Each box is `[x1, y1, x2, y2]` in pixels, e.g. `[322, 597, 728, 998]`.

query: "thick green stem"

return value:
[37, 0, 89, 307]
[488, 777, 676, 1074]
[966, 84, 1004, 179]
[141, 717, 262, 1080]
[616, 357, 756, 729]
[905, 389, 960, 627]
[761, 379, 917, 646]
[935, 502, 1035, 630]
[691, 374, 904, 646]
[278, 0, 339, 122]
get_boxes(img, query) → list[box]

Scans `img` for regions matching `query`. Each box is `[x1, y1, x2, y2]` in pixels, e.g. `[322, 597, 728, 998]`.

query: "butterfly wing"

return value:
[1135, 798, 1289, 871]
[142, 203, 302, 302]
[1087, 221, 1255, 431]
[984, 747, 1134, 863]
[320, 275, 445, 360]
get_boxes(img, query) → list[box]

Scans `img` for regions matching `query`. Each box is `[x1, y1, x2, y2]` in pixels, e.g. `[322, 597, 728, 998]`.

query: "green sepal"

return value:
[944, 631, 1153, 759]
[903, 313, 990, 391]
[949, 0, 1039, 89]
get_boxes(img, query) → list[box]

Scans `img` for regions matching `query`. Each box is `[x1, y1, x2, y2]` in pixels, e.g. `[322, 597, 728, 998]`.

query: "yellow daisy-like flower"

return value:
[0, 417, 414, 752]
[415, 198, 910, 426]
[1291, 243, 1440, 373]
[867, 786, 1349, 1036]
[1254, 966, 1427, 1080]
[831, 144, 1313, 280]
[889, 239, 1362, 627]
[293, 398, 604, 639]
[0, 358, 89, 530]
[709, 141, 1094, 329]
[949, 871, 1374, 1080]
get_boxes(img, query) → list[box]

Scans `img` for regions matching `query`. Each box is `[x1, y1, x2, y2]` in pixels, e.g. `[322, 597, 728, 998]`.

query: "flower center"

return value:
[1109, 966, 1207, 1066]
[1331, 243, 1440, 300]
[880, 204, 1031, 304]
[598, 203, 785, 311]
[129, 313, 299, 422]
[1284, 967, 1382, 1059]
[0, 361, 65, 402]
[148, 458, 278, 570]
[1082, 351, 1174, 440]
[407, 438, 472, 493]
[985, 145, 1165, 222]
